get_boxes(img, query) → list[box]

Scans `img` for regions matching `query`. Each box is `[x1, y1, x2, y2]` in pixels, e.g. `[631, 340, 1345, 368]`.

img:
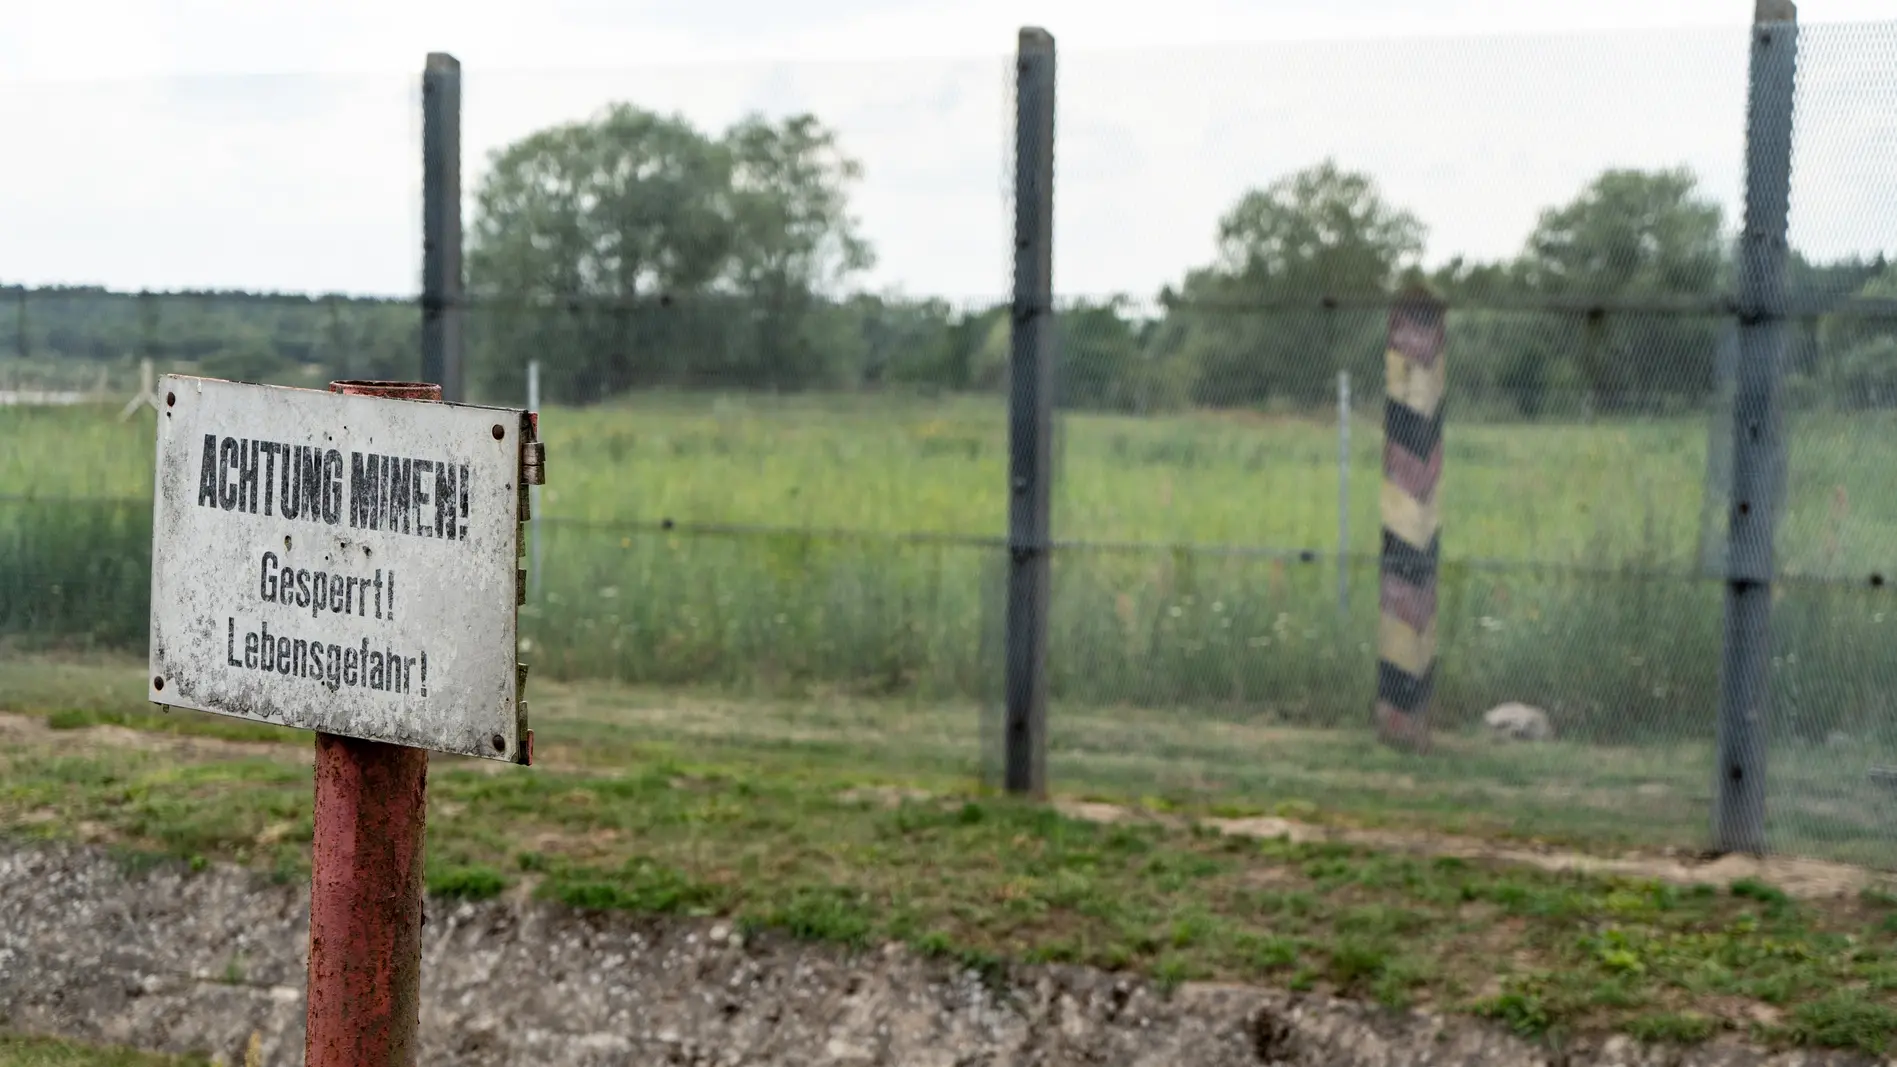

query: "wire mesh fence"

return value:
[5, 20, 1897, 867]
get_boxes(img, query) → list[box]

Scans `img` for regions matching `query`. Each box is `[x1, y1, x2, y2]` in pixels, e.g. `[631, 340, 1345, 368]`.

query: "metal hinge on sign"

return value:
[516, 663, 532, 766]
[522, 440, 546, 484]
[518, 412, 545, 521]
[521, 413, 546, 486]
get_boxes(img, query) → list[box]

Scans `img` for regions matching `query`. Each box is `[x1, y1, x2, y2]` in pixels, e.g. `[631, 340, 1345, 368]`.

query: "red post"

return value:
[306, 380, 441, 1066]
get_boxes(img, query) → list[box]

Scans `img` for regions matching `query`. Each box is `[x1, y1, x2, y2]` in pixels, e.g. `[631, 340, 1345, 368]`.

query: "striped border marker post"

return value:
[1377, 290, 1446, 753]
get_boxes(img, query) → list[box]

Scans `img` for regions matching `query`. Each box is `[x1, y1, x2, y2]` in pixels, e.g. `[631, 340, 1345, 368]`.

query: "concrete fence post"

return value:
[1715, 0, 1798, 854]
[422, 53, 464, 402]
[1004, 27, 1056, 797]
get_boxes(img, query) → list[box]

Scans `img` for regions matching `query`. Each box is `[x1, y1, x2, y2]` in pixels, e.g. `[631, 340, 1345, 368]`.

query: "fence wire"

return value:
[6, 22, 1897, 868]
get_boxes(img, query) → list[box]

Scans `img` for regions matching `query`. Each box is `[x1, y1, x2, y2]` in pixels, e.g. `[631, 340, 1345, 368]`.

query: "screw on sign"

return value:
[145, 376, 545, 1064]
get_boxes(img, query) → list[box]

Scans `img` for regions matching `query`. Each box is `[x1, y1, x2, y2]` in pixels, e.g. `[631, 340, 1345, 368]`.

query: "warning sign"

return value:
[147, 376, 531, 761]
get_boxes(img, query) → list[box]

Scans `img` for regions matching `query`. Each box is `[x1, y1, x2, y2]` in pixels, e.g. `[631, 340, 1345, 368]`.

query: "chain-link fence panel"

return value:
[1031, 21, 1897, 863]
[1753, 20, 1897, 864]
[7, 23, 1897, 867]
[2, 56, 1034, 787]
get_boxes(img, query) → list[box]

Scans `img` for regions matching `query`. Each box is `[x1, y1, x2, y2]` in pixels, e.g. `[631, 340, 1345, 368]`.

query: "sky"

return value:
[2, 0, 1895, 302]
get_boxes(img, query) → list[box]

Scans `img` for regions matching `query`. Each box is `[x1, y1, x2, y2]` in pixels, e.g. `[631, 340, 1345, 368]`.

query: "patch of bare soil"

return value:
[835, 784, 935, 808]
[1050, 799, 1886, 900]
[0, 711, 622, 781]
[0, 712, 309, 766]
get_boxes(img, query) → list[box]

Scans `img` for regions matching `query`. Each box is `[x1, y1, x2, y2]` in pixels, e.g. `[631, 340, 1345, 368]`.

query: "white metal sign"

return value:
[148, 376, 531, 762]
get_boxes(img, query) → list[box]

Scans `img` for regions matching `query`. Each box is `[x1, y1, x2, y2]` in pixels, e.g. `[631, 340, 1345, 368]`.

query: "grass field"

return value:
[6, 394, 1897, 865]
[11, 389, 1897, 566]
[6, 657, 1897, 1055]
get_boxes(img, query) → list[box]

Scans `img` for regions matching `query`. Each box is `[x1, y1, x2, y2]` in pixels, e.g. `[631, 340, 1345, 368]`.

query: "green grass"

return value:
[8, 621, 1897, 870]
[9, 395, 1897, 866]
[0, 655, 1744, 856]
[4, 684, 1897, 1056]
[0, 1034, 210, 1067]
[12, 391, 1897, 569]
[10, 393, 1897, 1052]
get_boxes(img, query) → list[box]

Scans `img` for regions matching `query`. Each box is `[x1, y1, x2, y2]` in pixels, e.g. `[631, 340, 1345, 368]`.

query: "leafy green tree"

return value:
[467, 104, 734, 402]
[1828, 335, 1897, 410]
[1421, 258, 1585, 419]
[315, 299, 416, 384]
[1516, 168, 1726, 413]
[1212, 160, 1425, 295]
[966, 312, 1011, 393]
[851, 294, 958, 389]
[722, 115, 874, 390]
[1817, 262, 1897, 364]
[470, 105, 733, 299]
[465, 105, 874, 401]
[198, 341, 297, 385]
[1056, 298, 1173, 413]
[1155, 160, 1425, 409]
[1815, 261, 1897, 409]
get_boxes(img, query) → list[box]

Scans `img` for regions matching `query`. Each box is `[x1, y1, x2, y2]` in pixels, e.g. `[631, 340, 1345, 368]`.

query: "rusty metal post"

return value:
[305, 378, 441, 1067]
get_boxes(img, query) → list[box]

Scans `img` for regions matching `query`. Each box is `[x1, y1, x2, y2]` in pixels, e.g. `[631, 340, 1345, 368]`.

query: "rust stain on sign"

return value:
[147, 375, 531, 762]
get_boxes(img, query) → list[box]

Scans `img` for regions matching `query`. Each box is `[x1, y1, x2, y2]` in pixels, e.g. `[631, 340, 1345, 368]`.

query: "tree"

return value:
[317, 299, 417, 384]
[1815, 260, 1897, 409]
[720, 114, 874, 390]
[1211, 160, 1425, 295]
[1056, 298, 1178, 413]
[198, 341, 297, 386]
[1156, 160, 1425, 408]
[1421, 257, 1587, 419]
[466, 104, 736, 402]
[465, 105, 875, 402]
[850, 294, 958, 389]
[470, 105, 732, 301]
[1517, 168, 1726, 413]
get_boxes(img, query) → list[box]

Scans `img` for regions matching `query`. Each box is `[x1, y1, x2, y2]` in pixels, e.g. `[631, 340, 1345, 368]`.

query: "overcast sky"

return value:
[2, 0, 1894, 301]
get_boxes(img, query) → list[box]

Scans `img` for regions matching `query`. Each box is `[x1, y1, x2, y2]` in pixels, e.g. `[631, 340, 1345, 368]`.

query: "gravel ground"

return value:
[0, 843, 1882, 1067]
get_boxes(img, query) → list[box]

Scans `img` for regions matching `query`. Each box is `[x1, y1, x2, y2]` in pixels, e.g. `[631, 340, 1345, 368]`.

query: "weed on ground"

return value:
[3, 679, 1897, 1054]
[0, 1033, 211, 1067]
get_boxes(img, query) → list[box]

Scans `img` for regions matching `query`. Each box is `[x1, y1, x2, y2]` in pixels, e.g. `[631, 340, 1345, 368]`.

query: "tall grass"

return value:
[0, 497, 149, 647]
[523, 528, 1004, 700]
[4, 395, 1896, 756]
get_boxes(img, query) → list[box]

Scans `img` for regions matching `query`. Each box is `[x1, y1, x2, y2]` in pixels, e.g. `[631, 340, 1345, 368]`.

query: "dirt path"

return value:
[0, 712, 592, 774]
[1054, 800, 1889, 900]
[0, 711, 309, 765]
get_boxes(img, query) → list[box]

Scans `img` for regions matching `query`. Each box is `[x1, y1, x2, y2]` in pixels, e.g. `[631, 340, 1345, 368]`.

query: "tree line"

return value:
[6, 103, 1895, 417]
